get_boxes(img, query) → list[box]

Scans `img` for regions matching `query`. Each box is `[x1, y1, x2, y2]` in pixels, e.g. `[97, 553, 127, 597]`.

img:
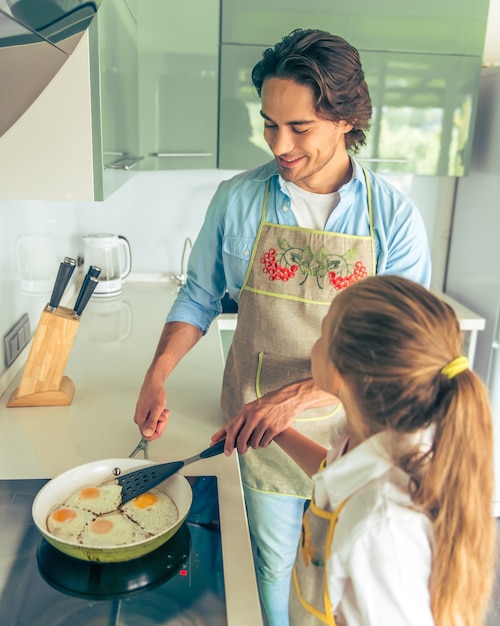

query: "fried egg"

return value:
[47, 506, 93, 540]
[65, 484, 122, 515]
[122, 488, 178, 534]
[80, 513, 148, 547]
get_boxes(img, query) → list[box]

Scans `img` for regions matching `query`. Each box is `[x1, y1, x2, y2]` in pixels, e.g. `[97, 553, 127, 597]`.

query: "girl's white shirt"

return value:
[313, 427, 435, 626]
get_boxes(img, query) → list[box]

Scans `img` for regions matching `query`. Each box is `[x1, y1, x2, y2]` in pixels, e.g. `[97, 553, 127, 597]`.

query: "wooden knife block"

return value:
[7, 305, 79, 407]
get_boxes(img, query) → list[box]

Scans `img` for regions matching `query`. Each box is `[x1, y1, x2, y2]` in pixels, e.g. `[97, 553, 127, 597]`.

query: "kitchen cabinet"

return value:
[0, 0, 139, 201]
[355, 51, 481, 176]
[218, 45, 273, 170]
[219, 45, 481, 175]
[137, 0, 219, 171]
[94, 0, 140, 186]
[221, 0, 489, 55]
[219, 0, 489, 176]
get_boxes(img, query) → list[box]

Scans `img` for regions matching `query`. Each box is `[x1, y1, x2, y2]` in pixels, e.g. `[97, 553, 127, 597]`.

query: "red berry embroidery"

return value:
[260, 240, 368, 290]
[328, 260, 367, 290]
[260, 248, 299, 282]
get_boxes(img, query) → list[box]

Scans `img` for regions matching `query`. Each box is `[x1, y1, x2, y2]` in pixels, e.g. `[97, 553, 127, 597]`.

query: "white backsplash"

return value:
[0, 168, 454, 379]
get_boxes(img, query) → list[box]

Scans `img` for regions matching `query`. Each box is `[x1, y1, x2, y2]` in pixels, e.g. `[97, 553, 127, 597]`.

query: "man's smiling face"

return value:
[260, 77, 352, 194]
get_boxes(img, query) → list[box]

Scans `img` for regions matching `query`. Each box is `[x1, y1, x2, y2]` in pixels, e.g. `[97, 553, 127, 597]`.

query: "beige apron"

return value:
[289, 490, 347, 626]
[221, 170, 375, 496]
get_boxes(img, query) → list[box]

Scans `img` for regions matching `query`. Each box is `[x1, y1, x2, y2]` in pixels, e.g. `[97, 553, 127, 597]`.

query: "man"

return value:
[134, 29, 431, 626]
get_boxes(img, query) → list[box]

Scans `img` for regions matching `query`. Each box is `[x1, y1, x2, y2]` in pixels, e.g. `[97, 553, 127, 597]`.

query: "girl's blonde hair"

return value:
[328, 275, 495, 626]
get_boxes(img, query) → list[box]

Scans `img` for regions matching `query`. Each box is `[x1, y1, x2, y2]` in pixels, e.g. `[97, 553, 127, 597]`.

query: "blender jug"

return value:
[83, 234, 132, 295]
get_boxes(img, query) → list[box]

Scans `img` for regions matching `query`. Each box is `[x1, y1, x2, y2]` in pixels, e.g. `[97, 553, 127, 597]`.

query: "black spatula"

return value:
[117, 440, 226, 504]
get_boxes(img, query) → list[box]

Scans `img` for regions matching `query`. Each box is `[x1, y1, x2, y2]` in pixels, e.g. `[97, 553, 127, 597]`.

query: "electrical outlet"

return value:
[3, 313, 30, 368]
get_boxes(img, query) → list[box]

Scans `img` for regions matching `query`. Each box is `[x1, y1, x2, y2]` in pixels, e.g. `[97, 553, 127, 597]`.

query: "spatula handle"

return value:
[199, 439, 226, 459]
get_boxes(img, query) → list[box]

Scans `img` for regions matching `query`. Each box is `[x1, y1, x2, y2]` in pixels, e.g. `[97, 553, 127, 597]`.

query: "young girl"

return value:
[273, 275, 496, 626]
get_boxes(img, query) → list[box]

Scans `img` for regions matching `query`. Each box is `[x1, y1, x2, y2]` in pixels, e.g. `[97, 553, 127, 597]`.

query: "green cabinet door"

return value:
[138, 0, 219, 170]
[219, 44, 272, 170]
[219, 44, 482, 176]
[221, 0, 489, 56]
[90, 0, 140, 200]
[357, 51, 482, 176]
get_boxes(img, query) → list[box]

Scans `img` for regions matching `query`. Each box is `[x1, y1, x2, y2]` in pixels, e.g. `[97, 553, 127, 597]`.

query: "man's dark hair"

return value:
[252, 29, 372, 153]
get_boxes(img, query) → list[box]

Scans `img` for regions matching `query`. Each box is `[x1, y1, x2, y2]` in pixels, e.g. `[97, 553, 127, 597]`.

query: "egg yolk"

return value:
[133, 493, 158, 509]
[90, 518, 114, 534]
[52, 507, 77, 523]
[80, 487, 101, 499]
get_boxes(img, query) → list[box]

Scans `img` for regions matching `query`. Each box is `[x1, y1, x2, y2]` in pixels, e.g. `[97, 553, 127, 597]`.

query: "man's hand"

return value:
[212, 390, 299, 455]
[212, 379, 338, 454]
[133, 373, 170, 440]
[133, 321, 204, 440]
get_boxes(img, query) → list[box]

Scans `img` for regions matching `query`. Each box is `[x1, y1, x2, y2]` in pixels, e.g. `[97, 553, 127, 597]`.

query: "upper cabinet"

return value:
[221, 0, 488, 55]
[95, 0, 141, 183]
[137, 0, 219, 171]
[0, 0, 139, 201]
[219, 0, 490, 176]
[219, 44, 482, 176]
[0, 0, 492, 197]
[219, 45, 273, 170]
[356, 52, 482, 176]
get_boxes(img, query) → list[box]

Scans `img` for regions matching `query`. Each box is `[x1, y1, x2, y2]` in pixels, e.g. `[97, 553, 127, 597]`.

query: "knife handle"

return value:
[73, 266, 101, 314]
[74, 276, 99, 317]
[49, 258, 77, 309]
[88, 265, 101, 279]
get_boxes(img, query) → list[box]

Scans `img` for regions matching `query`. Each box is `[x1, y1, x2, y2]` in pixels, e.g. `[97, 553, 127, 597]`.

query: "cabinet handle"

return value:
[151, 152, 213, 158]
[360, 158, 414, 164]
[105, 156, 144, 170]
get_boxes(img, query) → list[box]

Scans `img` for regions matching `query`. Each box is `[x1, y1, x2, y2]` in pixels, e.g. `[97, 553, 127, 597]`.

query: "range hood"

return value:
[0, 0, 102, 137]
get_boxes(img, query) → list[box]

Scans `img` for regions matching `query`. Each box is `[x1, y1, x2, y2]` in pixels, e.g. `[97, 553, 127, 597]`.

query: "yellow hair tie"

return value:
[440, 356, 469, 379]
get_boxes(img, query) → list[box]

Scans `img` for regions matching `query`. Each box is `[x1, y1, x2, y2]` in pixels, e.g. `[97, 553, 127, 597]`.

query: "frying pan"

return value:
[32, 458, 192, 563]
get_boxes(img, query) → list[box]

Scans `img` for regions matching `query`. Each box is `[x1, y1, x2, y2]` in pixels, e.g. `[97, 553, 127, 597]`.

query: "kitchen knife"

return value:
[47, 257, 77, 312]
[73, 265, 101, 315]
[73, 275, 99, 317]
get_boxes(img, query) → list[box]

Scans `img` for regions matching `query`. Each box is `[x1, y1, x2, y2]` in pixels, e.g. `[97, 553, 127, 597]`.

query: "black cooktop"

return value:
[0, 476, 226, 626]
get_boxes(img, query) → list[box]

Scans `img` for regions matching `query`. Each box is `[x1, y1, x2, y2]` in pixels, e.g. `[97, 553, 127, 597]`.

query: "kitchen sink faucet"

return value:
[172, 237, 193, 286]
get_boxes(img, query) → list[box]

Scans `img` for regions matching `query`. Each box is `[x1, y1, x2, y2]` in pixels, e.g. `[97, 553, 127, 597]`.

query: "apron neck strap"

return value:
[261, 179, 271, 221]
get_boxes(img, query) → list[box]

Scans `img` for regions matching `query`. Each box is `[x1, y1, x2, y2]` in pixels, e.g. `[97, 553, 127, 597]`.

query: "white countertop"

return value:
[0, 278, 263, 626]
[435, 290, 486, 331]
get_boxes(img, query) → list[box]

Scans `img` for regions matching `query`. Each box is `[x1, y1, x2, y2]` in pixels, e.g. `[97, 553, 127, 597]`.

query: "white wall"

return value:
[81, 170, 453, 291]
[0, 167, 453, 288]
[73, 169, 241, 275]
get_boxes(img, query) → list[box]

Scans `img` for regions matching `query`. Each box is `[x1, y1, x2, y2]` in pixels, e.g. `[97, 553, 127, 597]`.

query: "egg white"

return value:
[47, 506, 93, 540]
[122, 488, 178, 535]
[80, 513, 149, 547]
[65, 483, 123, 515]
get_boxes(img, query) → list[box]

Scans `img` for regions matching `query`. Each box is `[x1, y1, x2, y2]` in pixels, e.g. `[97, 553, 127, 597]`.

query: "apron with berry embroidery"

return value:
[289, 486, 347, 626]
[221, 169, 375, 496]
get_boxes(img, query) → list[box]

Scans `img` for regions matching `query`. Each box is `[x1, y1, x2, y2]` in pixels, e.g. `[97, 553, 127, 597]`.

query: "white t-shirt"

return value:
[313, 429, 435, 626]
[283, 181, 340, 230]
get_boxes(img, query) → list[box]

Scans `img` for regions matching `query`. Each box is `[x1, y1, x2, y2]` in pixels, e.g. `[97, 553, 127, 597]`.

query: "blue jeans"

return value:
[243, 485, 308, 626]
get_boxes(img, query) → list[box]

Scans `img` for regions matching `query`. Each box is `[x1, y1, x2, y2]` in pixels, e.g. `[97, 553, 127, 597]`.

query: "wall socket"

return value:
[3, 313, 30, 368]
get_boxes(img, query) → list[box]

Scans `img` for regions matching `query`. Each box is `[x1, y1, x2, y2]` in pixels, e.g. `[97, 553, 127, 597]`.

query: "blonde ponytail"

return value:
[417, 371, 495, 626]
